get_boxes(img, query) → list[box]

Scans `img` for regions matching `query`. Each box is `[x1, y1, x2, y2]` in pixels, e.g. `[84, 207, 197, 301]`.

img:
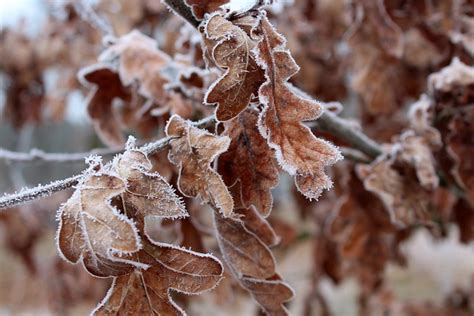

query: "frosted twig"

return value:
[162, 0, 201, 28]
[0, 115, 216, 211]
[0, 147, 124, 164]
[0, 175, 82, 210]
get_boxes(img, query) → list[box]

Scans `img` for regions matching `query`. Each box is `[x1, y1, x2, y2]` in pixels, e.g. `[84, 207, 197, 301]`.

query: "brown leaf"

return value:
[361, 0, 404, 58]
[447, 109, 474, 202]
[114, 148, 187, 225]
[100, 31, 171, 102]
[94, 239, 223, 315]
[356, 158, 431, 226]
[218, 108, 279, 216]
[213, 212, 275, 278]
[184, 0, 229, 20]
[213, 210, 294, 315]
[57, 173, 141, 277]
[396, 132, 439, 190]
[240, 275, 294, 316]
[166, 115, 234, 217]
[254, 16, 341, 200]
[79, 63, 131, 147]
[452, 199, 474, 243]
[202, 14, 265, 121]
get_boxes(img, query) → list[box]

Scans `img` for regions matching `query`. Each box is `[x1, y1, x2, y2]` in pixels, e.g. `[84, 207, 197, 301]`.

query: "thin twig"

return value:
[315, 111, 383, 159]
[0, 175, 82, 210]
[162, 0, 201, 28]
[339, 147, 371, 164]
[0, 147, 123, 164]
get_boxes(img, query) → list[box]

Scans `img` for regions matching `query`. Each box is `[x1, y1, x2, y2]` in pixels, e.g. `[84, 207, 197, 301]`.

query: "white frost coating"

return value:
[428, 57, 474, 92]
[125, 135, 137, 150]
[0, 174, 82, 211]
[252, 14, 342, 200]
[221, 0, 259, 14]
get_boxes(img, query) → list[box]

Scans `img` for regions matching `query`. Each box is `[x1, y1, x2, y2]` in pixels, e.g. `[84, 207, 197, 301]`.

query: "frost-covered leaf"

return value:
[94, 238, 223, 315]
[254, 15, 341, 200]
[114, 149, 187, 224]
[213, 210, 293, 315]
[78, 63, 131, 147]
[57, 173, 141, 277]
[218, 108, 278, 216]
[184, 0, 229, 20]
[396, 132, 439, 190]
[99, 30, 171, 103]
[202, 14, 265, 121]
[356, 158, 430, 226]
[214, 211, 275, 278]
[166, 115, 234, 217]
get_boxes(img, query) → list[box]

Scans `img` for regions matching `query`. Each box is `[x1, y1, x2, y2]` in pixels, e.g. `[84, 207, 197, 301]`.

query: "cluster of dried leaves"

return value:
[1, 0, 473, 315]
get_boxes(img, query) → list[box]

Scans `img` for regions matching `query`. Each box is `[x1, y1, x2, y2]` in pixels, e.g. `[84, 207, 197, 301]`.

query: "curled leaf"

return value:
[202, 14, 265, 121]
[213, 210, 294, 315]
[78, 63, 131, 147]
[166, 115, 234, 217]
[99, 30, 171, 102]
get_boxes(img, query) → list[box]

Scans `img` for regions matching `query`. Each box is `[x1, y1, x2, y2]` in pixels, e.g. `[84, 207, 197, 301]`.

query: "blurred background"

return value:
[0, 1, 473, 315]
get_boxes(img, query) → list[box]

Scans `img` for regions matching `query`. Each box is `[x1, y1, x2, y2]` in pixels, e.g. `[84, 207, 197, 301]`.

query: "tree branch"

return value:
[162, 0, 200, 28]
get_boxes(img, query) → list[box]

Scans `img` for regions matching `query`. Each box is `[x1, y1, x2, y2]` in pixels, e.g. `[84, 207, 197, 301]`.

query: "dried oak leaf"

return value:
[99, 30, 171, 103]
[218, 108, 279, 216]
[240, 274, 294, 316]
[396, 131, 439, 190]
[57, 173, 141, 277]
[214, 212, 275, 278]
[114, 148, 187, 224]
[202, 14, 265, 121]
[213, 211, 293, 315]
[78, 63, 131, 147]
[94, 238, 223, 315]
[184, 0, 229, 20]
[356, 158, 431, 226]
[166, 115, 234, 217]
[254, 16, 342, 200]
[329, 190, 394, 294]
[235, 206, 279, 247]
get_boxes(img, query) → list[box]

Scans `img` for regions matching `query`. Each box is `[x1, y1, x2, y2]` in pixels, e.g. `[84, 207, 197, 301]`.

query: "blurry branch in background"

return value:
[73, 1, 115, 36]
[0, 147, 124, 164]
